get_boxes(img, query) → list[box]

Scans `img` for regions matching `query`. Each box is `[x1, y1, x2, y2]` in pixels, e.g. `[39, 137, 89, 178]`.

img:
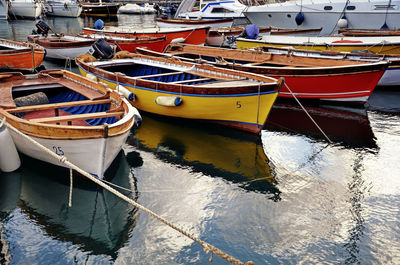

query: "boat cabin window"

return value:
[346, 5, 356, 10]
[211, 7, 234, 13]
[324, 6, 332, 10]
[287, 14, 291, 18]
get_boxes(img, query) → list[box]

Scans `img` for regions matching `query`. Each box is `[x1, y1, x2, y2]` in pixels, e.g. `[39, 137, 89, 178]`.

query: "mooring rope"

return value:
[5, 122, 253, 265]
[69, 168, 73, 207]
[284, 83, 333, 144]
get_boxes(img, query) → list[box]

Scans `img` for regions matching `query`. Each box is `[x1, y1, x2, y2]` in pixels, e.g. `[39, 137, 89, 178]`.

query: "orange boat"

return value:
[82, 26, 209, 46]
[0, 39, 45, 71]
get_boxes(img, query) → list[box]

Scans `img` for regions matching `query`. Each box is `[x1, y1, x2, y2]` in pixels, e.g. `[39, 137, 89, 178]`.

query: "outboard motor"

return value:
[32, 21, 50, 36]
[90, 38, 115, 59]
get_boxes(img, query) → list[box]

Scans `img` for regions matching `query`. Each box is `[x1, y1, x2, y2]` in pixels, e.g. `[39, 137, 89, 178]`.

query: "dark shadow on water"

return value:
[265, 102, 378, 149]
[366, 86, 400, 114]
[14, 151, 139, 259]
[128, 112, 281, 201]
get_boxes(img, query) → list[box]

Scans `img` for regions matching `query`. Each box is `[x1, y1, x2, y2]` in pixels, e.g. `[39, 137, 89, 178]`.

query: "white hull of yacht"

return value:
[8, 1, 42, 19]
[45, 2, 82, 17]
[0, 0, 8, 19]
[244, 0, 400, 36]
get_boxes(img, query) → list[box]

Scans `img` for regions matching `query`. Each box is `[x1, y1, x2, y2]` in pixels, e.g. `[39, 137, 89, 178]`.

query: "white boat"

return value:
[176, 0, 247, 25]
[156, 17, 234, 28]
[118, 3, 144, 14]
[44, 0, 82, 17]
[0, 70, 139, 179]
[27, 34, 95, 60]
[142, 3, 156, 14]
[244, 0, 400, 36]
[0, 0, 8, 20]
[8, 0, 42, 19]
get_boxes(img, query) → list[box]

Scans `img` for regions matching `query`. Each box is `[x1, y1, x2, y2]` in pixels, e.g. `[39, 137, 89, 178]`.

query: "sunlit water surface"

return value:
[1, 15, 400, 265]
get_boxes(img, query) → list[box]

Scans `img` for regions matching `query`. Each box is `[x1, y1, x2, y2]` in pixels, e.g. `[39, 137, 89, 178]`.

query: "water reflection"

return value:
[265, 103, 377, 148]
[128, 113, 280, 199]
[0, 172, 22, 265]
[17, 151, 139, 258]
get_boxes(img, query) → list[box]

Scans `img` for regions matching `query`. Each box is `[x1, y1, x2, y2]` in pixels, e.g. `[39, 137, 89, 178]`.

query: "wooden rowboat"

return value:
[80, 34, 168, 53]
[0, 70, 138, 179]
[139, 44, 388, 103]
[76, 52, 283, 134]
[253, 45, 400, 87]
[155, 18, 234, 29]
[236, 35, 400, 55]
[0, 38, 45, 71]
[28, 34, 95, 60]
[338, 28, 400, 37]
[82, 26, 209, 46]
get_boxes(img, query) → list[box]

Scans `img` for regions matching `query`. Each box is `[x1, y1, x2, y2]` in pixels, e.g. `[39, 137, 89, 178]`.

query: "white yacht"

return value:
[244, 0, 400, 36]
[0, 0, 8, 19]
[8, 0, 42, 19]
[44, 0, 82, 17]
[176, 0, 247, 25]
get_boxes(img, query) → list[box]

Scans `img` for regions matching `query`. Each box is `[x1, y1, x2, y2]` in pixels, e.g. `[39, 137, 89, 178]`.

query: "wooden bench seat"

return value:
[6, 99, 112, 113]
[30, 111, 124, 124]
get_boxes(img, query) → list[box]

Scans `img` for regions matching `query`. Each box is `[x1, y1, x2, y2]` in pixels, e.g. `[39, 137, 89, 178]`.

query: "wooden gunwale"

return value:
[0, 70, 134, 140]
[28, 35, 95, 49]
[76, 54, 280, 96]
[161, 44, 389, 75]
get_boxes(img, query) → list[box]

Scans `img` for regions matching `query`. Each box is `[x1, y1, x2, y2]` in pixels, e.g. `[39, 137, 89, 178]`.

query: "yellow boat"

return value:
[236, 35, 400, 54]
[76, 52, 283, 134]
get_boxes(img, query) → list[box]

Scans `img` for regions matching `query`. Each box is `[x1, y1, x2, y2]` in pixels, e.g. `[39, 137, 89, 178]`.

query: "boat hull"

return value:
[83, 27, 209, 46]
[8, 125, 130, 178]
[236, 36, 400, 55]
[78, 66, 279, 134]
[45, 3, 82, 17]
[0, 0, 8, 19]
[156, 18, 233, 29]
[244, 0, 400, 36]
[112, 37, 167, 53]
[0, 40, 45, 70]
[8, 1, 42, 19]
[27, 35, 95, 60]
[81, 3, 120, 17]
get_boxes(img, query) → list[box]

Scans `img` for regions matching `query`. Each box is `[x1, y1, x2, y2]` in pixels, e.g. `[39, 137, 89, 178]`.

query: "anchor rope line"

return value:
[284, 83, 333, 144]
[5, 122, 253, 265]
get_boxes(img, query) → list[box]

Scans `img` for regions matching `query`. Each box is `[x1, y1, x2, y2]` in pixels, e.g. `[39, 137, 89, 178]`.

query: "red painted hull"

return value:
[83, 27, 209, 46]
[270, 69, 385, 102]
[113, 37, 167, 53]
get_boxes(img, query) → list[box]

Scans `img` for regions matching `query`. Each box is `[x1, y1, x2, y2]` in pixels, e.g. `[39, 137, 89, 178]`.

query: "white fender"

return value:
[0, 119, 20, 172]
[155, 96, 183, 106]
[86, 73, 97, 82]
[170, 37, 186, 44]
[116, 84, 136, 101]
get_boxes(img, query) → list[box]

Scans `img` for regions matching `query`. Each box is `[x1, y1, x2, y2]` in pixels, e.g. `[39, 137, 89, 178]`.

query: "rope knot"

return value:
[59, 156, 67, 163]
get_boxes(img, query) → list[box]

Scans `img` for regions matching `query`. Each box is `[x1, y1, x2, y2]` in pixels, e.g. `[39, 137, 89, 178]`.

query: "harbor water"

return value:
[1, 15, 400, 264]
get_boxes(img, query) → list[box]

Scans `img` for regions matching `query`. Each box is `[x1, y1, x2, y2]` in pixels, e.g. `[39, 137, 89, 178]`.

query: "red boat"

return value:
[81, 34, 168, 53]
[82, 26, 209, 46]
[142, 44, 389, 104]
[0, 38, 45, 71]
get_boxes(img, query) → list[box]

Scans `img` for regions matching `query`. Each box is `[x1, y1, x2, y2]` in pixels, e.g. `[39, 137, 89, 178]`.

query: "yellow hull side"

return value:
[236, 40, 400, 55]
[79, 68, 278, 127]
